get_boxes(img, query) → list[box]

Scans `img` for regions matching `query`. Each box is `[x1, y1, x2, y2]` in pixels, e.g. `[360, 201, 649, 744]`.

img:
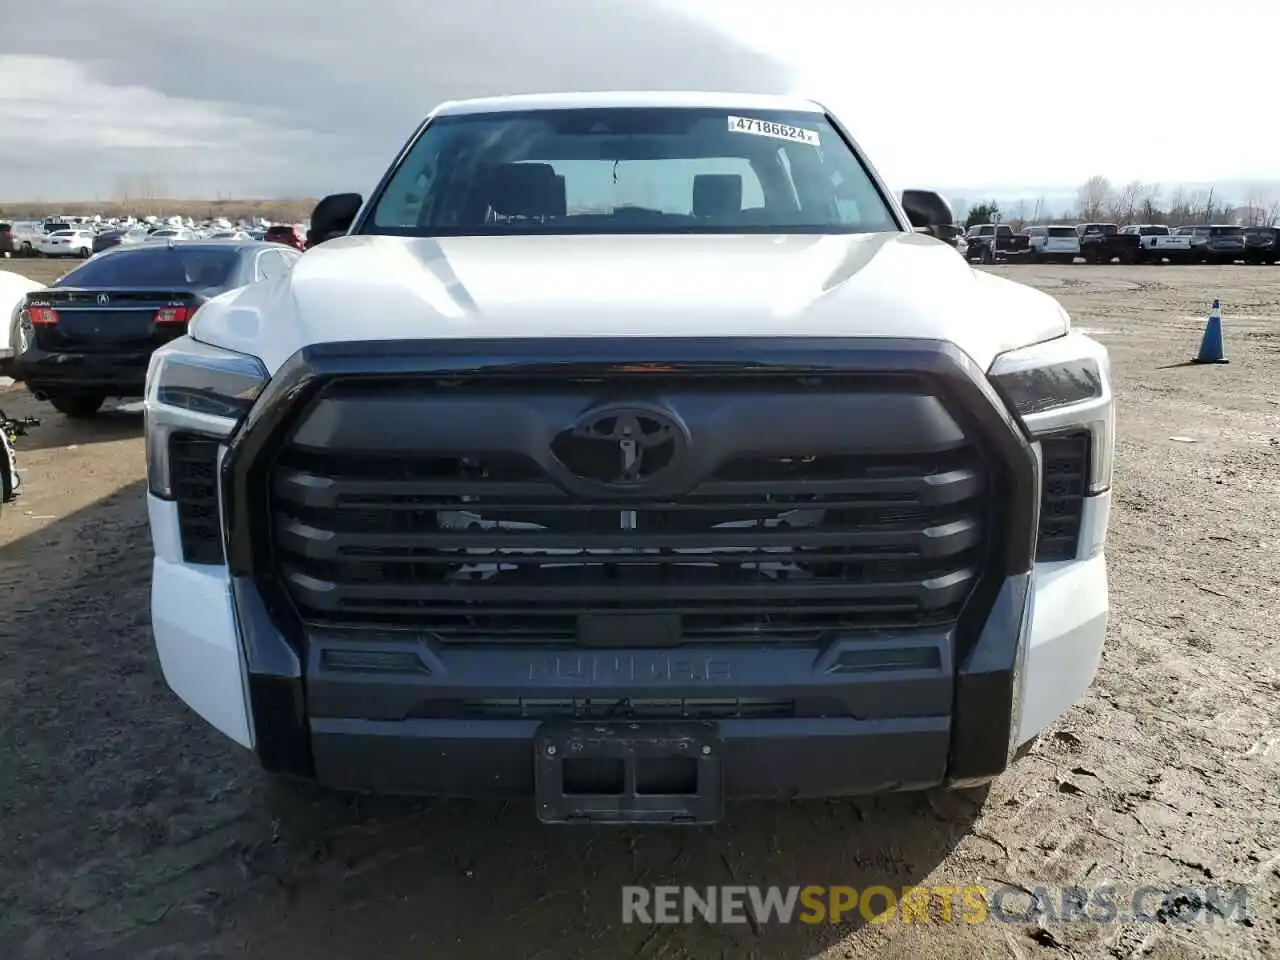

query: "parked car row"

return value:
[0, 215, 308, 258]
[957, 221, 1280, 265]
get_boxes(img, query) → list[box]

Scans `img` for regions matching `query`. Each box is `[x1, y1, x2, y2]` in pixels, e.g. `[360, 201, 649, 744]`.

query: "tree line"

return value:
[962, 176, 1280, 230]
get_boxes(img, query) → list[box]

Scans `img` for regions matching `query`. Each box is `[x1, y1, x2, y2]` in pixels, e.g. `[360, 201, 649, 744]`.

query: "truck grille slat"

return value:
[283, 568, 977, 606]
[275, 516, 981, 558]
[315, 598, 934, 642]
[274, 464, 984, 510]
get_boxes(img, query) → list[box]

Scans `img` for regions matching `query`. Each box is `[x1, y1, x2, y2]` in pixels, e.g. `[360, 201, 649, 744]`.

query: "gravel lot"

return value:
[1, 258, 1277, 959]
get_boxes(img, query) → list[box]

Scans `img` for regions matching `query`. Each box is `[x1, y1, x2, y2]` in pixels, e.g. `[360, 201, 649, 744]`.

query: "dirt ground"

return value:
[1, 258, 1277, 960]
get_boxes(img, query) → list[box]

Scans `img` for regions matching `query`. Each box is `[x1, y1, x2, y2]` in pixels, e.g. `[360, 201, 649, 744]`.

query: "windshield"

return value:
[53, 247, 239, 288]
[365, 107, 897, 236]
[1047, 227, 1075, 237]
[1209, 226, 1242, 237]
[1138, 226, 1168, 235]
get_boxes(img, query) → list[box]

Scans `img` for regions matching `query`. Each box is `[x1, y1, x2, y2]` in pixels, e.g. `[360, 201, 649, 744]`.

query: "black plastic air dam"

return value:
[221, 337, 1039, 790]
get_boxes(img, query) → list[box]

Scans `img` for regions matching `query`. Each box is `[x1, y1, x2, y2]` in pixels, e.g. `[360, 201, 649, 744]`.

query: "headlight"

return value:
[144, 336, 267, 499]
[989, 331, 1113, 493]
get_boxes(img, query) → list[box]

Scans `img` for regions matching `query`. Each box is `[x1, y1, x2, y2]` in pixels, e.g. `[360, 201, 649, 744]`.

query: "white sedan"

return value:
[144, 228, 198, 243]
[36, 229, 94, 258]
[0, 269, 45, 376]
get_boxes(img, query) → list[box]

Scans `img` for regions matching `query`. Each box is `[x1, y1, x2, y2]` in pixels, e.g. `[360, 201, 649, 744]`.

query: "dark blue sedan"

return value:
[12, 240, 300, 417]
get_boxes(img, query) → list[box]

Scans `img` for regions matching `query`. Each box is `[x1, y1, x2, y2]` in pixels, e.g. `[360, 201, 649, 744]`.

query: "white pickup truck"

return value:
[143, 90, 1114, 825]
[1023, 225, 1081, 263]
[1120, 224, 1193, 264]
[0, 269, 45, 377]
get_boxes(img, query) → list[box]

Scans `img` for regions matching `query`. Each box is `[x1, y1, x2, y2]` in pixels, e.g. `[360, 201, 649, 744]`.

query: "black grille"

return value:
[271, 439, 992, 644]
[1036, 433, 1089, 562]
[170, 433, 223, 564]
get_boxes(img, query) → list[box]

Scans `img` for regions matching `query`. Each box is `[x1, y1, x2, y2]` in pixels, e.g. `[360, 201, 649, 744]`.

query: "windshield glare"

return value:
[366, 107, 897, 236]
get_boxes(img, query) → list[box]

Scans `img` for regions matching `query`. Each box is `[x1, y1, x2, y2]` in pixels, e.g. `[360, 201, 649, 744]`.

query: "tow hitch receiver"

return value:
[534, 721, 723, 825]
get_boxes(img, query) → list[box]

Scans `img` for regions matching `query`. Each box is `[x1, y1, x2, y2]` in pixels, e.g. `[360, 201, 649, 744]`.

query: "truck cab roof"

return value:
[430, 91, 827, 117]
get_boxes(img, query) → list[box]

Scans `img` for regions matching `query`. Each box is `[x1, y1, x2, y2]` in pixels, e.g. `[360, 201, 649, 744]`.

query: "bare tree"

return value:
[1010, 199, 1028, 229]
[1136, 183, 1162, 222]
[1107, 180, 1144, 224]
[1203, 187, 1217, 224]
[1076, 175, 1113, 221]
[1266, 199, 1280, 227]
[1241, 186, 1272, 226]
[1182, 189, 1214, 225]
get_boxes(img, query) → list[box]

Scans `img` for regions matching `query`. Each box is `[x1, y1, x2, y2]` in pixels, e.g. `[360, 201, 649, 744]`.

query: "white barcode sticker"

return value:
[727, 115, 820, 146]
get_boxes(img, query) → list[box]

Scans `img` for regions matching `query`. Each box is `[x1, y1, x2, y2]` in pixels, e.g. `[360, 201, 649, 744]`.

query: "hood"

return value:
[192, 233, 1070, 375]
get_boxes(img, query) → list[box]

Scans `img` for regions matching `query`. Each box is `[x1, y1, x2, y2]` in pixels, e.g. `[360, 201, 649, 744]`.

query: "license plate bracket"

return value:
[534, 721, 723, 825]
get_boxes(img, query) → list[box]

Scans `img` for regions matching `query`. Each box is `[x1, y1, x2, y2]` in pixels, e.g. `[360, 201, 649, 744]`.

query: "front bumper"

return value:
[149, 491, 1109, 797]
[16, 347, 151, 396]
[147, 337, 1112, 805]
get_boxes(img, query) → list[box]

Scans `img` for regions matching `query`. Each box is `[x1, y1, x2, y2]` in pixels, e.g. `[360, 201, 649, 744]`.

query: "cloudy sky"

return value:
[0, 0, 1274, 201]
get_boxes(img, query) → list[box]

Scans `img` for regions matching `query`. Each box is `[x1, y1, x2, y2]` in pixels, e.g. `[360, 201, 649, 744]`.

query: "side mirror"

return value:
[900, 189, 954, 232]
[306, 193, 363, 248]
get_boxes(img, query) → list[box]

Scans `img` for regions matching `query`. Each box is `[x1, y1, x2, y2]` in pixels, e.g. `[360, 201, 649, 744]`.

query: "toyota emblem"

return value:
[551, 403, 691, 494]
